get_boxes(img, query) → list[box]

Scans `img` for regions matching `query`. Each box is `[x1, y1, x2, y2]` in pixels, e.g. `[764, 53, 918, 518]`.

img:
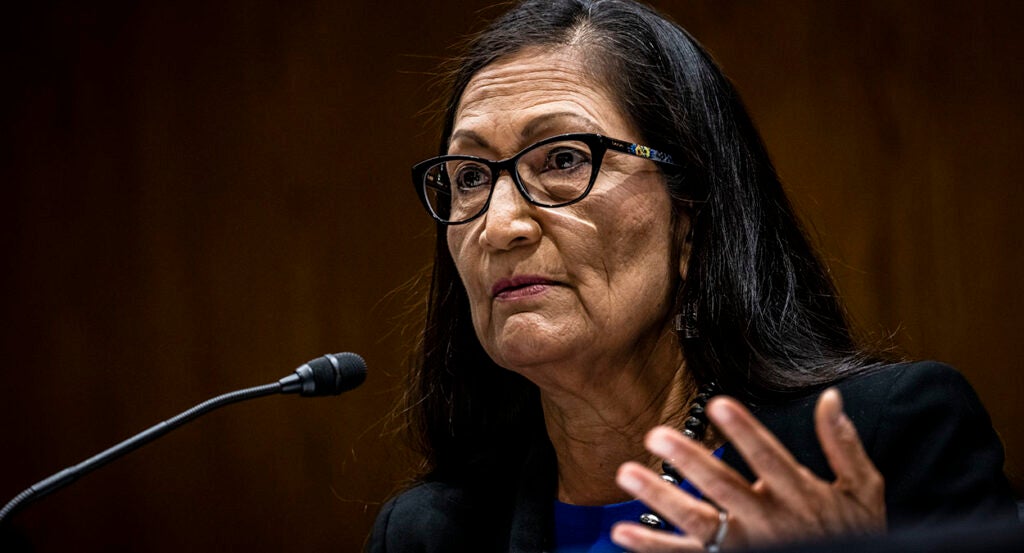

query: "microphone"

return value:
[0, 352, 367, 524]
[279, 352, 367, 396]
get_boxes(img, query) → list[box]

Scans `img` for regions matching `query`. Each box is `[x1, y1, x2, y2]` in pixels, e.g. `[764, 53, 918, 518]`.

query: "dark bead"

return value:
[662, 461, 682, 481]
[682, 428, 698, 440]
[688, 404, 705, 417]
[660, 473, 679, 485]
[639, 512, 666, 529]
[684, 416, 704, 430]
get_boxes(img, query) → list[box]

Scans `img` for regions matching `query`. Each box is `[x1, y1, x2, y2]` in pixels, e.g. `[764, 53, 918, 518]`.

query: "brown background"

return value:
[2, 1, 1021, 551]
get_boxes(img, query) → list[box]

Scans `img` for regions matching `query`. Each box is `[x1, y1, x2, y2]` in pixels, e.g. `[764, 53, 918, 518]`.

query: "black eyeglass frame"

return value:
[412, 132, 682, 225]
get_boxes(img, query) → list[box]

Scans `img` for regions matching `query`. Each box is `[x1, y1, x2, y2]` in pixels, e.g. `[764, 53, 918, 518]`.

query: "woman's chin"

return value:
[493, 341, 562, 369]
[489, 335, 575, 377]
[480, 314, 590, 375]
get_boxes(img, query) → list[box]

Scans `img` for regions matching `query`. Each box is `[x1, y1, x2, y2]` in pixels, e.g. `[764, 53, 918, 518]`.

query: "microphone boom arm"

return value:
[0, 382, 282, 523]
[0, 351, 365, 525]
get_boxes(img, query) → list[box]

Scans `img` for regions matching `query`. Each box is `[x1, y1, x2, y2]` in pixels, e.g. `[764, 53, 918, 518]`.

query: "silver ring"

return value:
[705, 510, 728, 552]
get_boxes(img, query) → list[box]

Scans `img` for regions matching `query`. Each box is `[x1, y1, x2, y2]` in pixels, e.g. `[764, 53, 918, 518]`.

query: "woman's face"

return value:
[447, 47, 685, 389]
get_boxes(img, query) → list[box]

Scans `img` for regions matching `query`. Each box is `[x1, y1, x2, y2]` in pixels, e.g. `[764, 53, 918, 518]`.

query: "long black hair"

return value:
[406, 0, 887, 482]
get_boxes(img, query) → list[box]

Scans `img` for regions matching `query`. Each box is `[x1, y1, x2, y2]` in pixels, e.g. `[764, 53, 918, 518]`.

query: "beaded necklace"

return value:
[638, 382, 718, 530]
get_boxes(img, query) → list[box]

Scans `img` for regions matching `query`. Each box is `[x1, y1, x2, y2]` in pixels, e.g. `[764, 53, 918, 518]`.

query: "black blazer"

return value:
[368, 362, 1018, 552]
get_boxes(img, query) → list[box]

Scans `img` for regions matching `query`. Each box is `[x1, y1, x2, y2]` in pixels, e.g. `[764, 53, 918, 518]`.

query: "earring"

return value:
[674, 302, 700, 339]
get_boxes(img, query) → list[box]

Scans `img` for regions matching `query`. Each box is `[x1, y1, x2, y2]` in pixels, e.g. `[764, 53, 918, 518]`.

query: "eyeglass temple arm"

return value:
[602, 137, 680, 167]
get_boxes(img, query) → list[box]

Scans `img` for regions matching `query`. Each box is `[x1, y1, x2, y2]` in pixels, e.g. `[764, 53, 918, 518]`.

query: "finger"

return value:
[706, 397, 821, 501]
[611, 521, 704, 553]
[814, 388, 884, 504]
[644, 425, 762, 517]
[617, 461, 722, 538]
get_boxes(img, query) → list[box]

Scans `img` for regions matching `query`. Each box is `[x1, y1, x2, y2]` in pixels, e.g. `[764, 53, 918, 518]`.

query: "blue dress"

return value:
[553, 447, 725, 553]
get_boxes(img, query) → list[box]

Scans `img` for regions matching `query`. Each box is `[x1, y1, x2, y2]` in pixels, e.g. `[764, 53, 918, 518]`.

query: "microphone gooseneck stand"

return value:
[0, 352, 367, 524]
[0, 382, 280, 522]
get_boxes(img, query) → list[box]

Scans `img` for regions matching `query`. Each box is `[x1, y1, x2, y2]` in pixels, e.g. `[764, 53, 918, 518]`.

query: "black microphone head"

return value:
[295, 352, 367, 396]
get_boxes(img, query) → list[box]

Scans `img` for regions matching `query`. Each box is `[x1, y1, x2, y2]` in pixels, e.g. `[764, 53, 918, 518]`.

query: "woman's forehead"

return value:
[452, 47, 636, 150]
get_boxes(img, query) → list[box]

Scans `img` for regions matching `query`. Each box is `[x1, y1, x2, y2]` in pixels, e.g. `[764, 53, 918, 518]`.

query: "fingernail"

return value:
[646, 428, 675, 458]
[826, 388, 844, 427]
[611, 523, 639, 548]
[617, 468, 645, 495]
[708, 399, 733, 425]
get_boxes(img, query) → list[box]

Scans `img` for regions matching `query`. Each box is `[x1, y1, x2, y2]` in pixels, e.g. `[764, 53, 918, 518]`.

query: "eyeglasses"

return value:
[412, 133, 681, 225]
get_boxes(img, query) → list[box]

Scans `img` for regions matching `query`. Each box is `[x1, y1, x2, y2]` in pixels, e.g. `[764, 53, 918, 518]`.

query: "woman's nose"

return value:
[479, 174, 541, 251]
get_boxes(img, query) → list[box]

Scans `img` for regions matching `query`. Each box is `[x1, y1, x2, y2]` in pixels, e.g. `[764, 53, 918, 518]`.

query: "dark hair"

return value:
[407, 0, 887, 481]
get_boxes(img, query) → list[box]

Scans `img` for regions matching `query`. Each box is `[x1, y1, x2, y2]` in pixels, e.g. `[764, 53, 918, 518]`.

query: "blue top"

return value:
[552, 446, 725, 553]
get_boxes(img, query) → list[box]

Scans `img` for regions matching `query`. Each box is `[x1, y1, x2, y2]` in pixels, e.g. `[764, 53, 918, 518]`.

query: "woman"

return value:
[371, 1, 1017, 551]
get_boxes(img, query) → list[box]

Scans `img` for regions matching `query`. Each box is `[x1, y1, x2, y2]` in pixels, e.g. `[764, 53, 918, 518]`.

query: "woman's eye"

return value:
[544, 147, 589, 172]
[454, 164, 491, 189]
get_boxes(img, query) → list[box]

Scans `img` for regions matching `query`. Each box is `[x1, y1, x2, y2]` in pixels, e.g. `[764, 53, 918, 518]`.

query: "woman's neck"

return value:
[540, 341, 694, 506]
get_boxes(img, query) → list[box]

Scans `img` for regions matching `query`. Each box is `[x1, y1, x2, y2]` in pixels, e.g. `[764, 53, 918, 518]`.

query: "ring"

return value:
[705, 510, 728, 552]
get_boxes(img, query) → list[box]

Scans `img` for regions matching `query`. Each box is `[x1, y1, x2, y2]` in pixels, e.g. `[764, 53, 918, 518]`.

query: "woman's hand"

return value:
[611, 388, 886, 552]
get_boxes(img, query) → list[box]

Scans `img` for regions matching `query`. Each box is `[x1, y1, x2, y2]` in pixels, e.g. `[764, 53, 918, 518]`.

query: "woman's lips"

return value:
[491, 276, 559, 300]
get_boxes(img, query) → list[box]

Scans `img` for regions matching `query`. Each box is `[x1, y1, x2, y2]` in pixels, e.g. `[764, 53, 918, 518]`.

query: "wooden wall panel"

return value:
[1, 1, 1020, 551]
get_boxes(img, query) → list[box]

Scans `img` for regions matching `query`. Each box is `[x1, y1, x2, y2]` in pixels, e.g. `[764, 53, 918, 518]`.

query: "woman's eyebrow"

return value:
[449, 112, 604, 154]
[519, 112, 602, 139]
[449, 128, 490, 150]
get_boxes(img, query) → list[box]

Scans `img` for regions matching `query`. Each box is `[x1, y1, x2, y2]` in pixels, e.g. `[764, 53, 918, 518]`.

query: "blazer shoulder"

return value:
[851, 361, 1016, 525]
[368, 481, 462, 552]
[833, 360, 959, 399]
[725, 361, 1015, 526]
[367, 479, 515, 553]
[839, 360, 994, 443]
[829, 361, 976, 427]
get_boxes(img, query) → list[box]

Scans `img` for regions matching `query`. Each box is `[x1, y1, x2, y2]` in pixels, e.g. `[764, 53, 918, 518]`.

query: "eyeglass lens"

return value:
[422, 138, 596, 223]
